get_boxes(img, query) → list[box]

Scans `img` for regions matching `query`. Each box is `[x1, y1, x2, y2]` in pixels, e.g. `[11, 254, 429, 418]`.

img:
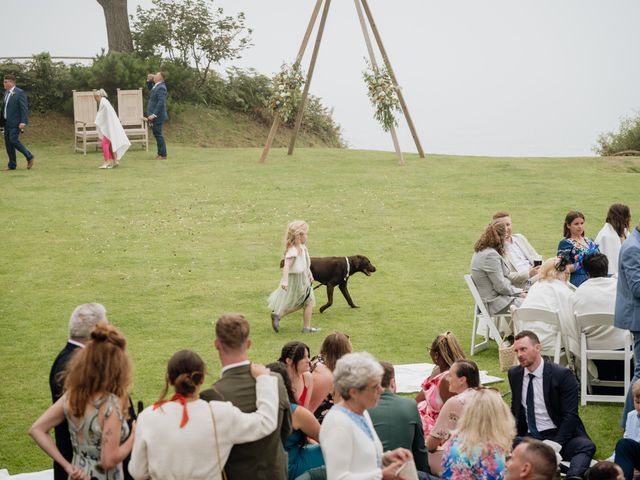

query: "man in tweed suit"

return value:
[200, 313, 292, 480]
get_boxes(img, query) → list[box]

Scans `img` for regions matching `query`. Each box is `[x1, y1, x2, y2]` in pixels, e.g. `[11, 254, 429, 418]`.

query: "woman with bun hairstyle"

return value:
[93, 89, 130, 169]
[128, 350, 279, 480]
[29, 322, 134, 480]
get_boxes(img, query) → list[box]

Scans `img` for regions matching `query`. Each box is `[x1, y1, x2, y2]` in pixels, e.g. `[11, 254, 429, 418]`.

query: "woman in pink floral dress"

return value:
[415, 332, 465, 437]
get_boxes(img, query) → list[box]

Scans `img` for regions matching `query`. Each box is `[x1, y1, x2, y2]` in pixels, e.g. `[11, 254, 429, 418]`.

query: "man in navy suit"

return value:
[49, 303, 107, 480]
[146, 71, 168, 159]
[2, 74, 34, 170]
[615, 221, 640, 425]
[508, 330, 595, 479]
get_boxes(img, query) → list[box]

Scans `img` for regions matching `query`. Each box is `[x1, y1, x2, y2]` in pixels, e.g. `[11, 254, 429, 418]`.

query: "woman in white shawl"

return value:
[595, 203, 631, 276]
[94, 89, 130, 169]
[518, 257, 579, 360]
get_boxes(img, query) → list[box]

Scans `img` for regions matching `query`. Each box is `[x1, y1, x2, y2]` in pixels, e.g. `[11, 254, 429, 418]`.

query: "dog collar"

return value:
[344, 256, 350, 282]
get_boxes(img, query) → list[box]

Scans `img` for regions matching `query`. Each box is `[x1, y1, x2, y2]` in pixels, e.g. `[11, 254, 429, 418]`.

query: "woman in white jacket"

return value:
[94, 89, 130, 169]
[595, 203, 631, 276]
[128, 350, 278, 480]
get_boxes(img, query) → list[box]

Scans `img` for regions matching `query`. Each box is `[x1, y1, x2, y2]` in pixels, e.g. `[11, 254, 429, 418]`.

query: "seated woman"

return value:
[441, 388, 515, 479]
[519, 257, 578, 358]
[557, 210, 600, 287]
[279, 341, 313, 409]
[308, 331, 352, 423]
[267, 362, 324, 480]
[29, 322, 134, 480]
[320, 352, 413, 479]
[471, 220, 525, 316]
[127, 350, 278, 480]
[416, 331, 466, 438]
[595, 203, 631, 276]
[426, 360, 480, 476]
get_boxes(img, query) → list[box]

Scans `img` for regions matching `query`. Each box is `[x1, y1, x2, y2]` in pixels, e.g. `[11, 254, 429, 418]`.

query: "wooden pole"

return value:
[288, 0, 332, 156]
[354, 0, 404, 165]
[360, 0, 425, 158]
[260, 0, 324, 163]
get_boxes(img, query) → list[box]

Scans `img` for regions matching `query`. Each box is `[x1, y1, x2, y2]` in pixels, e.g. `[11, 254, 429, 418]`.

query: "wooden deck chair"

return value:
[575, 312, 633, 405]
[73, 90, 100, 155]
[117, 88, 148, 151]
[464, 275, 511, 355]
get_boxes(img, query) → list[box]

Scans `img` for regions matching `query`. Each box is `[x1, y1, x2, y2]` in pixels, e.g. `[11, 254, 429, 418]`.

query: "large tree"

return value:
[97, 0, 134, 53]
[131, 0, 252, 84]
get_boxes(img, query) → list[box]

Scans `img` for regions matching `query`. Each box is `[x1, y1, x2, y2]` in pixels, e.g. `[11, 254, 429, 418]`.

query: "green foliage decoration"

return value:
[268, 62, 305, 125]
[362, 62, 401, 132]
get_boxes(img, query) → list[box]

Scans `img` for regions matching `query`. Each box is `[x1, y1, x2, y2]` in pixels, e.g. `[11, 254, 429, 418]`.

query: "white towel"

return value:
[95, 97, 131, 161]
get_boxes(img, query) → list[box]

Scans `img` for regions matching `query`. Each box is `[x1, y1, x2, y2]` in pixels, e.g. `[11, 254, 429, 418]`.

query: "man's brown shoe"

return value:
[154, 155, 167, 160]
[27, 156, 34, 169]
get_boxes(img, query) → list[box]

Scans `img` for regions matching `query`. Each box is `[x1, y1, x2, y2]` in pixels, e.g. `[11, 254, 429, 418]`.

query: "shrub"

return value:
[595, 113, 640, 156]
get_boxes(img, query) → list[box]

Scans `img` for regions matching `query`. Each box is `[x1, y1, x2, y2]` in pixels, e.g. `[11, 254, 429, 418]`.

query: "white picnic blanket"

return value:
[0, 469, 52, 480]
[394, 362, 504, 393]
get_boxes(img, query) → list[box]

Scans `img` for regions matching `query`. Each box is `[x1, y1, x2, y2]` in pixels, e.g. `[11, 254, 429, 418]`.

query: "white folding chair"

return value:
[575, 312, 633, 405]
[464, 274, 510, 355]
[511, 307, 569, 365]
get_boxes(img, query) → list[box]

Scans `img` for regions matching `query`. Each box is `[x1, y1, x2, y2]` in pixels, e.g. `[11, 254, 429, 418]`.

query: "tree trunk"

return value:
[96, 0, 134, 53]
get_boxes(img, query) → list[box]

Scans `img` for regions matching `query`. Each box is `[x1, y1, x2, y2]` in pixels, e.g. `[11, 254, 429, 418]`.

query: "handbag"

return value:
[209, 404, 228, 480]
[498, 339, 518, 372]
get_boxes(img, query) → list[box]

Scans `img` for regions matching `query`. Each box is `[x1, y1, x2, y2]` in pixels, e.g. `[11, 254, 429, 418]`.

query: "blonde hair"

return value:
[431, 331, 466, 368]
[283, 220, 309, 256]
[453, 388, 515, 456]
[93, 88, 108, 98]
[538, 257, 568, 282]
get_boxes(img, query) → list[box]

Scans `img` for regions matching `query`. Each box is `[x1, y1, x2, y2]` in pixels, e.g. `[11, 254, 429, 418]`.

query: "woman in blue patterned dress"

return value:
[441, 388, 515, 480]
[557, 211, 600, 287]
[30, 322, 134, 480]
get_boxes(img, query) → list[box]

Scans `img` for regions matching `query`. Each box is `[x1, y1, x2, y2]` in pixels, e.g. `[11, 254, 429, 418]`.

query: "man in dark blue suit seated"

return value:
[2, 74, 34, 170]
[509, 330, 595, 479]
[146, 71, 168, 160]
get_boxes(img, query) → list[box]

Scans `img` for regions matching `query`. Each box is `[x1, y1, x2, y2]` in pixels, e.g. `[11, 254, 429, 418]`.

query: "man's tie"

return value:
[526, 373, 539, 437]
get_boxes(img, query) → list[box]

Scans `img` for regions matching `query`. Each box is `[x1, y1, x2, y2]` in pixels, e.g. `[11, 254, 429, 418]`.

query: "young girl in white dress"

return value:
[268, 220, 319, 333]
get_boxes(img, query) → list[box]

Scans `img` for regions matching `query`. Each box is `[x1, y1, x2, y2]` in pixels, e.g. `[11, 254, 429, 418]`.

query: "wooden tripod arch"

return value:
[259, 0, 425, 165]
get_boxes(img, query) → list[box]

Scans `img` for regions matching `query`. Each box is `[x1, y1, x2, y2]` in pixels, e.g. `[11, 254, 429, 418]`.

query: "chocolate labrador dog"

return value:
[311, 255, 376, 313]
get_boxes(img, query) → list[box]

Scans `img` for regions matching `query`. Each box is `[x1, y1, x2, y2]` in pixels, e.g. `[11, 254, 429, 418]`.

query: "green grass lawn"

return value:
[1, 144, 639, 473]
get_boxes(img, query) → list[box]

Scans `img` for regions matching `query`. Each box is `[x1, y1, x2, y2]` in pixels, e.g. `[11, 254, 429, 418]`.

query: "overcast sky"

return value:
[2, 0, 640, 157]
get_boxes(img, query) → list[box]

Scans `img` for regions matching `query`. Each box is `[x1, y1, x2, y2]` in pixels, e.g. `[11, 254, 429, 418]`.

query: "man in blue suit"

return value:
[2, 74, 34, 170]
[146, 71, 168, 159]
[615, 221, 640, 426]
[509, 330, 595, 479]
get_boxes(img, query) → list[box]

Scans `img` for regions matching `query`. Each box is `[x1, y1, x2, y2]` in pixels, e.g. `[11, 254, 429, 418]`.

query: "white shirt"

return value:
[572, 277, 627, 350]
[128, 375, 278, 480]
[285, 245, 311, 274]
[3, 86, 15, 119]
[506, 240, 531, 273]
[521, 361, 557, 433]
[220, 360, 250, 377]
[595, 223, 625, 276]
[320, 408, 384, 480]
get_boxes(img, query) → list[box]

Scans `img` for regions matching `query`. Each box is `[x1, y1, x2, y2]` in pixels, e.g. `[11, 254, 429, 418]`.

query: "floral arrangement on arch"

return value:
[268, 62, 306, 125]
[363, 62, 401, 132]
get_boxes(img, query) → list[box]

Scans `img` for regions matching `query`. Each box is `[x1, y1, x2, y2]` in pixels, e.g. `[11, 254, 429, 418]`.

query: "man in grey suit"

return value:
[200, 313, 291, 480]
[492, 211, 541, 288]
[615, 221, 640, 426]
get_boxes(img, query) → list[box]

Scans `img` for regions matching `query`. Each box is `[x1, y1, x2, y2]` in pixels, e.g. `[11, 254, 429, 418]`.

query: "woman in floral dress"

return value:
[557, 210, 600, 287]
[441, 388, 515, 479]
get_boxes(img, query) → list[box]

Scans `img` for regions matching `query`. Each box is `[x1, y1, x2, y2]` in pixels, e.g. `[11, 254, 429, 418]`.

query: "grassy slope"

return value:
[1, 143, 639, 473]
